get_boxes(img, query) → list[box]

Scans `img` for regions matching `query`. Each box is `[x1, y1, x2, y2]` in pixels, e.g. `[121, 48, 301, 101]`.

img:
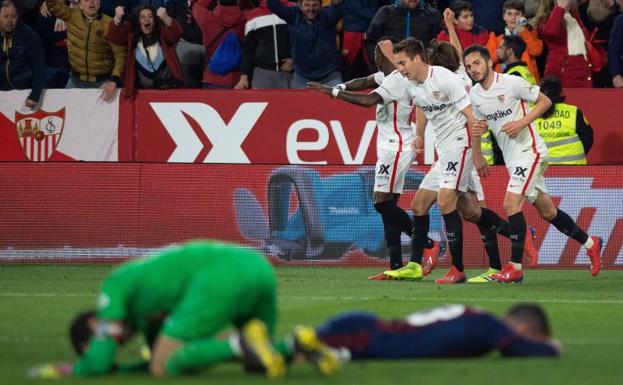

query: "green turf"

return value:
[1, 265, 622, 385]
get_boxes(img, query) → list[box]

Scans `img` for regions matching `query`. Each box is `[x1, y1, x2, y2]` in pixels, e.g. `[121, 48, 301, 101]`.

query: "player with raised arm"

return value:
[385, 37, 477, 284]
[463, 45, 603, 282]
[308, 38, 441, 280]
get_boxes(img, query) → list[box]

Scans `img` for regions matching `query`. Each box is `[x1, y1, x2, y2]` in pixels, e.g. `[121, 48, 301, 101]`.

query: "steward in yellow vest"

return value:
[534, 76, 593, 165]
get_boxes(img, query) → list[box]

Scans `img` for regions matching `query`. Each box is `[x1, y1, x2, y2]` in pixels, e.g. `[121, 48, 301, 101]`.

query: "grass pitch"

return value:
[1, 265, 622, 385]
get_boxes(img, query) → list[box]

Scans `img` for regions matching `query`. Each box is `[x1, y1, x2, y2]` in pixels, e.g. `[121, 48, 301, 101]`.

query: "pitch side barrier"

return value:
[1, 89, 622, 164]
[0, 163, 621, 269]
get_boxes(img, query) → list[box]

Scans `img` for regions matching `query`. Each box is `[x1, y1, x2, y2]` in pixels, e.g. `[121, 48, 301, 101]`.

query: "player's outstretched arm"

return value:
[308, 82, 383, 108]
[340, 74, 379, 91]
[500, 336, 562, 357]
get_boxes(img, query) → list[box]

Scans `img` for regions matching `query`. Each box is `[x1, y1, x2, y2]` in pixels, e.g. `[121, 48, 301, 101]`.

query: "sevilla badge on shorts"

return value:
[15, 109, 65, 162]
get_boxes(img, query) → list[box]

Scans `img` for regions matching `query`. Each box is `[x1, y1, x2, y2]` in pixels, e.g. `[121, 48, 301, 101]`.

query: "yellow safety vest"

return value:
[533, 103, 587, 165]
[480, 130, 495, 165]
[506, 64, 536, 86]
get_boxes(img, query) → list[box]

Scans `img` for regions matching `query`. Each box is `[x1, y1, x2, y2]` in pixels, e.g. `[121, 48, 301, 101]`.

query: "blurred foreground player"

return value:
[29, 241, 339, 379]
[307, 303, 561, 360]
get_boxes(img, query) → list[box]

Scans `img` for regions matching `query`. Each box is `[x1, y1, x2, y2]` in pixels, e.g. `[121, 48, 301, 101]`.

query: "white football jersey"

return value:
[456, 65, 473, 92]
[406, 65, 471, 153]
[469, 73, 548, 162]
[372, 71, 415, 152]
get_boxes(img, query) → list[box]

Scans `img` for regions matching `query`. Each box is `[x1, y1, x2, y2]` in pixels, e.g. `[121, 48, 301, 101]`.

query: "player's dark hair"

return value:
[539, 76, 565, 118]
[507, 304, 551, 338]
[69, 310, 96, 356]
[502, 35, 527, 59]
[502, 0, 525, 14]
[394, 37, 427, 61]
[463, 44, 490, 62]
[449, 0, 472, 17]
[426, 40, 461, 72]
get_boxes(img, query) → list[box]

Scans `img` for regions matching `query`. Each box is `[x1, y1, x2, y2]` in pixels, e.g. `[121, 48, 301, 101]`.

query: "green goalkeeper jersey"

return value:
[73, 241, 277, 376]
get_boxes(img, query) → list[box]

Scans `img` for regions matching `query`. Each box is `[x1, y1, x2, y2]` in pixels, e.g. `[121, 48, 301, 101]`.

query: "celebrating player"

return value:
[385, 37, 480, 283]
[308, 38, 441, 280]
[423, 40, 538, 282]
[29, 241, 339, 378]
[463, 45, 603, 282]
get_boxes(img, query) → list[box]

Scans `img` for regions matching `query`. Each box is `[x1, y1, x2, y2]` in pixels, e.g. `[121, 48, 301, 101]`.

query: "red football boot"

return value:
[586, 236, 603, 277]
[434, 265, 466, 284]
[422, 240, 440, 276]
[491, 263, 524, 283]
[524, 227, 539, 268]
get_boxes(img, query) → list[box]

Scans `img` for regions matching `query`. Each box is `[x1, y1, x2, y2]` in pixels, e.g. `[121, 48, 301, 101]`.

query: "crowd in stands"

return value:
[1, 0, 623, 100]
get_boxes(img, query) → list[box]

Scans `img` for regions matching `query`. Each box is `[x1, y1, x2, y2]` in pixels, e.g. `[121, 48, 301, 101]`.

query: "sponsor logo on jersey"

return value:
[485, 108, 513, 122]
[421, 103, 448, 113]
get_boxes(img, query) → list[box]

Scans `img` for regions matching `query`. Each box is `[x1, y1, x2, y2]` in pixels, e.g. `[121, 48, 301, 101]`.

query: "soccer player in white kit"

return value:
[308, 39, 441, 280]
[423, 40, 538, 282]
[463, 45, 603, 282]
[385, 37, 477, 284]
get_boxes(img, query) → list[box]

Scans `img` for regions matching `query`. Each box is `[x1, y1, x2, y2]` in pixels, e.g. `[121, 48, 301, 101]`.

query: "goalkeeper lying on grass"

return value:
[29, 240, 341, 379]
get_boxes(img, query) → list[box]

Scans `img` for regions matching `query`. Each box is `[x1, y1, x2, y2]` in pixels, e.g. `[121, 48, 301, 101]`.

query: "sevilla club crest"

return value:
[15, 109, 65, 161]
[497, 95, 505, 104]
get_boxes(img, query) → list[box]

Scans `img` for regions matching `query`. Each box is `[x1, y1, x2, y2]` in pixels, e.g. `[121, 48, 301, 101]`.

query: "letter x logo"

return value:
[446, 162, 458, 172]
[514, 167, 528, 177]
[379, 164, 391, 175]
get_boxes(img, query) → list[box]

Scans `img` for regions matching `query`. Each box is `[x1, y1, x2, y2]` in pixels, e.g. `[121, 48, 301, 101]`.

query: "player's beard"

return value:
[475, 66, 490, 84]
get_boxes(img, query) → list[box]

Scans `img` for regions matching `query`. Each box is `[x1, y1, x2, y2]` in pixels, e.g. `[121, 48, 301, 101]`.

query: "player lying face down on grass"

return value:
[313, 303, 561, 360]
[28, 241, 341, 379]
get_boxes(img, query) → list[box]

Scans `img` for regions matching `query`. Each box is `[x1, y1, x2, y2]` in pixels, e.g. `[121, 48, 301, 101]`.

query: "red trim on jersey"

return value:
[389, 102, 403, 192]
[455, 147, 468, 190]
[495, 73, 499, 83]
[519, 100, 540, 195]
[465, 123, 471, 147]
[520, 100, 538, 155]
[392, 102, 404, 151]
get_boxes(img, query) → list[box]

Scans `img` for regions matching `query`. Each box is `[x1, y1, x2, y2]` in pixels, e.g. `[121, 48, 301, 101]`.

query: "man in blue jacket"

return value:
[0, 0, 46, 108]
[268, 0, 343, 88]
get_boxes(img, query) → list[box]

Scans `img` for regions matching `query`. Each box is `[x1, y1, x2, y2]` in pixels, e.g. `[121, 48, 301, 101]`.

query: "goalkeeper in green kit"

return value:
[29, 241, 340, 379]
